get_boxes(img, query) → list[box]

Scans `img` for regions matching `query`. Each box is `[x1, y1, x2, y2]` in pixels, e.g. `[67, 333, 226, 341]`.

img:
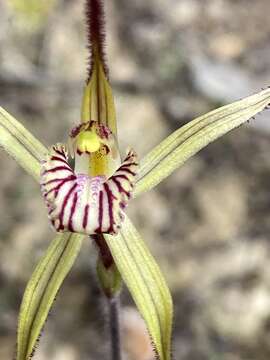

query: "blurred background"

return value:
[1, 0, 270, 359]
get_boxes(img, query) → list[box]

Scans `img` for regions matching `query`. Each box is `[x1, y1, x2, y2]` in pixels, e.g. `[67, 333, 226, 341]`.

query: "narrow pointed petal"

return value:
[17, 232, 83, 360]
[105, 216, 173, 360]
[0, 107, 47, 180]
[135, 88, 270, 196]
[41, 145, 138, 234]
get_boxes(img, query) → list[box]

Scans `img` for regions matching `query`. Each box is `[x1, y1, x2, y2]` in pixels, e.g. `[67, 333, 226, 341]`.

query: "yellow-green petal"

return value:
[17, 232, 83, 360]
[105, 217, 173, 360]
[135, 88, 270, 196]
[0, 107, 47, 180]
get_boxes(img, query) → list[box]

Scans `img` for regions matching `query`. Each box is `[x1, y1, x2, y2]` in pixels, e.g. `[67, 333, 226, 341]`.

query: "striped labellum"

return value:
[40, 123, 138, 235]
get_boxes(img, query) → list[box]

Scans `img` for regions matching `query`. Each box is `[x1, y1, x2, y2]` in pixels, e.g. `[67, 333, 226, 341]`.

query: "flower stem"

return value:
[108, 295, 122, 360]
[92, 234, 122, 358]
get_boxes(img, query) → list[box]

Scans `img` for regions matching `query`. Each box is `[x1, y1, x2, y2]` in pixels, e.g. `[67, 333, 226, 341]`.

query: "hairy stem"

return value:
[108, 295, 122, 360]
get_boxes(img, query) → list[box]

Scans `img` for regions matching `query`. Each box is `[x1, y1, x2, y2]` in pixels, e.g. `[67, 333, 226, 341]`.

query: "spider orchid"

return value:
[0, 1, 270, 360]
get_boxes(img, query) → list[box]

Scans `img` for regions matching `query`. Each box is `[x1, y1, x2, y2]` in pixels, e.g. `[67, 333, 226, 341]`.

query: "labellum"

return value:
[41, 121, 138, 235]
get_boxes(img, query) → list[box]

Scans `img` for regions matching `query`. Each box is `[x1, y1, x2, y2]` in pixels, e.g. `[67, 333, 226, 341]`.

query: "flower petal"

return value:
[41, 145, 138, 235]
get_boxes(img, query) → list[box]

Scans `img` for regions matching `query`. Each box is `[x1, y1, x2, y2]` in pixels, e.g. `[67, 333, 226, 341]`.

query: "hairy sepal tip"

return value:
[85, 0, 109, 81]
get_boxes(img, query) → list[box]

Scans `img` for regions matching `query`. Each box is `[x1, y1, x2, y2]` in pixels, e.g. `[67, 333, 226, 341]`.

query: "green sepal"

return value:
[17, 232, 84, 360]
[0, 107, 47, 180]
[81, 61, 117, 135]
[96, 259, 122, 298]
[135, 88, 270, 196]
[105, 216, 173, 360]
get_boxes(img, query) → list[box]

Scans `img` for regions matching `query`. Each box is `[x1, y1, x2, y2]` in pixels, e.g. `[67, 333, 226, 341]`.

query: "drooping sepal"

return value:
[41, 144, 138, 235]
[17, 233, 83, 360]
[105, 217, 173, 360]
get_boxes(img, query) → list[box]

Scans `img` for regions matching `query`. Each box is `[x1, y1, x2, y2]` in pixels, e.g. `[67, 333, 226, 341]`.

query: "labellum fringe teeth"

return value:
[40, 144, 138, 235]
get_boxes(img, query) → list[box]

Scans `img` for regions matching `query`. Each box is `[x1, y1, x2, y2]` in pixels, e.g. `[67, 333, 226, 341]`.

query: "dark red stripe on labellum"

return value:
[118, 167, 136, 176]
[111, 177, 130, 198]
[114, 174, 129, 182]
[51, 156, 69, 164]
[96, 190, 104, 233]
[83, 204, 89, 229]
[44, 165, 72, 174]
[122, 161, 138, 167]
[42, 175, 76, 187]
[103, 182, 114, 234]
[53, 149, 66, 157]
[58, 183, 77, 230]
[68, 192, 78, 232]
[45, 176, 76, 198]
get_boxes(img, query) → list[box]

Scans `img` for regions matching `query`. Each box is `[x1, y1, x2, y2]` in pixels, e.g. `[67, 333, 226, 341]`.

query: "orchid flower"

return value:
[0, 1, 270, 360]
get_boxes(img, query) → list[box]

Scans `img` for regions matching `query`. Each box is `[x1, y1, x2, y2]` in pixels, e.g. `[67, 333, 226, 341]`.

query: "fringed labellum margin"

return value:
[40, 121, 138, 235]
